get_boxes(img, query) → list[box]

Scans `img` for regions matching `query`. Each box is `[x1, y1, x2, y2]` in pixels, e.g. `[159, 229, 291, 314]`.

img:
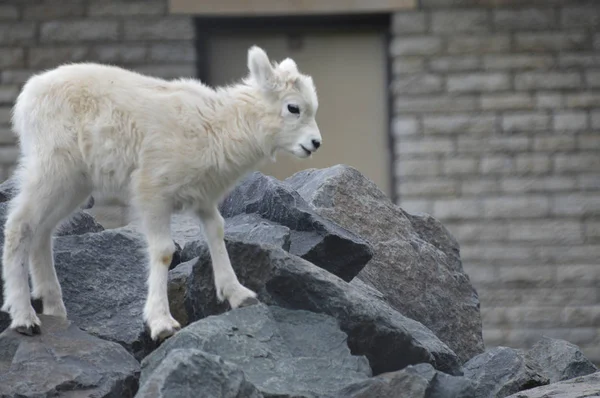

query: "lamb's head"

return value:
[246, 45, 322, 160]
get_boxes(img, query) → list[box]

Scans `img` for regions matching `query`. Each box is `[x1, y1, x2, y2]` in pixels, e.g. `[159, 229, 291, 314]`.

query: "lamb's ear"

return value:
[278, 58, 298, 74]
[248, 46, 275, 91]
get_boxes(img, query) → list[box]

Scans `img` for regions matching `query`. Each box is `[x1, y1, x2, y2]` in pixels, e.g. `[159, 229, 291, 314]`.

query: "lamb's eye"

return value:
[287, 104, 300, 114]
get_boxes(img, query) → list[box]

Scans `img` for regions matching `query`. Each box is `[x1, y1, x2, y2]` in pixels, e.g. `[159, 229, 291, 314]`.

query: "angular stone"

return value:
[179, 212, 291, 262]
[464, 347, 549, 398]
[0, 315, 140, 398]
[526, 337, 598, 383]
[55, 210, 104, 236]
[219, 172, 373, 281]
[136, 349, 262, 398]
[141, 304, 371, 397]
[0, 177, 18, 202]
[168, 239, 462, 376]
[50, 228, 160, 360]
[338, 363, 476, 398]
[285, 165, 484, 364]
[505, 371, 600, 398]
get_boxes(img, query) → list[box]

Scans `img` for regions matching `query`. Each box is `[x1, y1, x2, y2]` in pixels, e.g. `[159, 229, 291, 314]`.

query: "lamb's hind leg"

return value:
[2, 172, 54, 334]
[198, 206, 258, 308]
[2, 194, 40, 334]
[29, 187, 91, 317]
[137, 200, 180, 341]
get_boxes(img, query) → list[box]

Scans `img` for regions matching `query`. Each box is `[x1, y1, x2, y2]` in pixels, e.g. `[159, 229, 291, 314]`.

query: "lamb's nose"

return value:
[312, 139, 321, 150]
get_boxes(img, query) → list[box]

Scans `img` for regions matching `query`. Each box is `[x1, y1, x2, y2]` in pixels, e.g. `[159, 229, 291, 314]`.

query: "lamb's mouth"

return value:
[300, 145, 312, 156]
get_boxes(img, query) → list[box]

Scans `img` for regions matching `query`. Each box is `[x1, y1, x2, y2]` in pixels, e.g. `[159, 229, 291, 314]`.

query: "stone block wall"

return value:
[391, 1, 600, 361]
[0, 0, 196, 228]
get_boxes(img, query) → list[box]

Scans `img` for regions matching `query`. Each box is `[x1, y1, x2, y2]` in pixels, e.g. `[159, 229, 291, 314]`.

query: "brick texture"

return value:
[393, 2, 600, 363]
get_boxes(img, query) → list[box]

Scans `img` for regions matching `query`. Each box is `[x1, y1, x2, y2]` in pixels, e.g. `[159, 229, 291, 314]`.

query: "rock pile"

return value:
[0, 166, 597, 397]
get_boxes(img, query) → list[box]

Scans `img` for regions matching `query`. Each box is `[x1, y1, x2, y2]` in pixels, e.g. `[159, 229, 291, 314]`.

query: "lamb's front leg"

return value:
[139, 204, 181, 341]
[198, 206, 259, 308]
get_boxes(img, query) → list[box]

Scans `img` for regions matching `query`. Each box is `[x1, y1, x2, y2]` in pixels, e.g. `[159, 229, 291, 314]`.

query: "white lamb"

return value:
[1, 46, 321, 340]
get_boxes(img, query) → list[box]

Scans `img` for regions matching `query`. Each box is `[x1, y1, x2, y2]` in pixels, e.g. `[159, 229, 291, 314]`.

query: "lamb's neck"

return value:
[213, 85, 276, 173]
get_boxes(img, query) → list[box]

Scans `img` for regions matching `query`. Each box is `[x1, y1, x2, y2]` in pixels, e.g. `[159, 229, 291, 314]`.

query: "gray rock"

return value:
[285, 165, 484, 363]
[338, 363, 476, 398]
[169, 239, 277, 325]
[463, 347, 549, 398]
[0, 312, 9, 336]
[526, 337, 598, 383]
[219, 172, 373, 281]
[0, 178, 18, 203]
[51, 227, 158, 360]
[349, 277, 389, 304]
[505, 371, 600, 398]
[136, 349, 263, 398]
[81, 195, 95, 209]
[168, 238, 462, 376]
[180, 212, 291, 263]
[56, 210, 104, 236]
[0, 315, 140, 398]
[141, 304, 371, 398]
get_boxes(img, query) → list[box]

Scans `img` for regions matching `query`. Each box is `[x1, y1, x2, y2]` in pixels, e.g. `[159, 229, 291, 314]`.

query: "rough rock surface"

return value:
[338, 363, 476, 398]
[463, 347, 549, 398]
[0, 177, 18, 203]
[526, 337, 598, 383]
[136, 349, 263, 398]
[0, 315, 140, 398]
[51, 227, 158, 360]
[168, 238, 461, 376]
[141, 304, 371, 398]
[219, 172, 373, 281]
[55, 210, 104, 236]
[286, 165, 484, 363]
[505, 371, 600, 398]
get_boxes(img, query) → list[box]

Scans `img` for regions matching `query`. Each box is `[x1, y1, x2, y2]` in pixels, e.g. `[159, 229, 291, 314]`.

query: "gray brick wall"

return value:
[0, 0, 196, 228]
[392, 2, 600, 362]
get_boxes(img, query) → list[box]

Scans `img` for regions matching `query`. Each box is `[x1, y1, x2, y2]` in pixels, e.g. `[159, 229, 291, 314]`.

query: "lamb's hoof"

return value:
[15, 324, 41, 336]
[238, 297, 260, 308]
[147, 317, 181, 342]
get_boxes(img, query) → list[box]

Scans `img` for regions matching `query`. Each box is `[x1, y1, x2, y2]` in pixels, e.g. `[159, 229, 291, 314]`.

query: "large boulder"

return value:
[463, 347, 549, 398]
[505, 371, 600, 398]
[526, 337, 598, 383]
[0, 315, 139, 398]
[168, 238, 462, 376]
[141, 304, 371, 398]
[50, 227, 158, 360]
[218, 172, 373, 281]
[285, 165, 484, 363]
[0, 177, 18, 203]
[338, 363, 476, 398]
[136, 349, 263, 398]
[55, 210, 104, 236]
